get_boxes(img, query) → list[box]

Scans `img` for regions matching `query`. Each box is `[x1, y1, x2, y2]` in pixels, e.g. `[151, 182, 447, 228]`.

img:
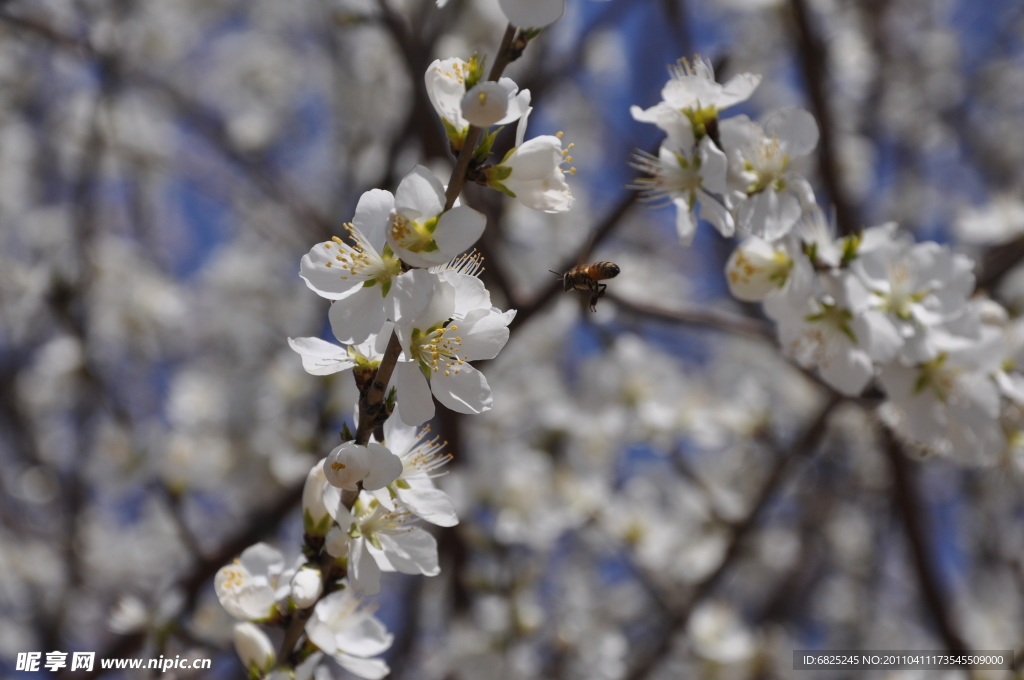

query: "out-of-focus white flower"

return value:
[233, 622, 276, 678]
[214, 543, 287, 621]
[303, 459, 332, 536]
[631, 123, 733, 244]
[851, 226, 975, 363]
[108, 595, 149, 634]
[725, 236, 793, 301]
[393, 276, 513, 426]
[488, 108, 574, 213]
[631, 56, 761, 142]
[289, 566, 323, 609]
[498, 0, 564, 28]
[322, 489, 440, 596]
[721, 108, 819, 241]
[323, 442, 403, 492]
[368, 417, 458, 527]
[305, 586, 393, 679]
[300, 190, 435, 344]
[688, 602, 756, 664]
[954, 193, 1024, 245]
[765, 272, 902, 395]
[387, 166, 487, 268]
[879, 330, 1006, 465]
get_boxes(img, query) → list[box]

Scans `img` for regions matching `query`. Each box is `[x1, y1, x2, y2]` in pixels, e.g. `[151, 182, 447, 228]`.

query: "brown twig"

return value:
[882, 428, 970, 655]
[788, 0, 859, 237]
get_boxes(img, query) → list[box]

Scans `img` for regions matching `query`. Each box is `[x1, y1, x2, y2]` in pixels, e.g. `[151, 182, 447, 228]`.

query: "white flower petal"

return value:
[288, 337, 355, 376]
[378, 529, 440, 576]
[349, 538, 382, 596]
[498, 0, 565, 28]
[352, 189, 395, 253]
[433, 205, 486, 259]
[395, 360, 436, 426]
[329, 286, 388, 345]
[395, 165, 445, 217]
[361, 443, 404, 490]
[430, 364, 493, 415]
[335, 653, 390, 680]
[398, 487, 459, 527]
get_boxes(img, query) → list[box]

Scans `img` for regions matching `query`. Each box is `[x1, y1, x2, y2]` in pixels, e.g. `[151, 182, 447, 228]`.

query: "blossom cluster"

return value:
[212, 8, 581, 677]
[631, 56, 1024, 465]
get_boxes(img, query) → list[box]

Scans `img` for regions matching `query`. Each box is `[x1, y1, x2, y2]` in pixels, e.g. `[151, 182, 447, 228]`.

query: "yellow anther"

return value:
[336, 255, 344, 261]
[478, 92, 487, 104]
[556, 131, 564, 138]
[332, 236, 343, 244]
[570, 167, 577, 175]
[325, 243, 333, 249]
[326, 262, 333, 267]
[445, 370, 450, 376]
[565, 156, 573, 163]
[567, 143, 575, 149]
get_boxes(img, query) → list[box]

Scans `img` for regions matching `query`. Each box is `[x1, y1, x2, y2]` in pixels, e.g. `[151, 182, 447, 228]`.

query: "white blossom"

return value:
[215, 543, 287, 622]
[299, 190, 435, 344]
[322, 489, 440, 596]
[233, 622, 276, 678]
[725, 236, 794, 301]
[305, 587, 393, 680]
[393, 276, 513, 426]
[489, 108, 574, 213]
[323, 442, 403, 492]
[387, 165, 487, 268]
[720, 108, 819, 241]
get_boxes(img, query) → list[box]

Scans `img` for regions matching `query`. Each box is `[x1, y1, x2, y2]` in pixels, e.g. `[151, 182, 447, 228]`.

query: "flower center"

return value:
[325, 223, 401, 293]
[744, 137, 789, 194]
[410, 324, 467, 378]
[389, 210, 440, 254]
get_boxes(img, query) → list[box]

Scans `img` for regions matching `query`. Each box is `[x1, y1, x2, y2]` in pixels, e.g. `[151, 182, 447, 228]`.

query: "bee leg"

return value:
[596, 283, 608, 299]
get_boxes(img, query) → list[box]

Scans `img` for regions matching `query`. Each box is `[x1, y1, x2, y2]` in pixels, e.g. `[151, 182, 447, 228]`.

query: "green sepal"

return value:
[396, 478, 411, 489]
[423, 240, 440, 252]
[303, 509, 334, 536]
[473, 126, 504, 163]
[442, 118, 468, 148]
[341, 422, 354, 442]
[368, 533, 384, 551]
[499, 146, 517, 164]
[492, 182, 517, 198]
[491, 165, 512, 181]
[422, 215, 440, 235]
[840, 233, 861, 266]
[380, 277, 392, 297]
[419, 360, 432, 381]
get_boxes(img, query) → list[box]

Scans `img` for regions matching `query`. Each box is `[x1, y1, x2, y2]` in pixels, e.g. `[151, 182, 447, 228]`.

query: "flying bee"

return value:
[551, 261, 621, 311]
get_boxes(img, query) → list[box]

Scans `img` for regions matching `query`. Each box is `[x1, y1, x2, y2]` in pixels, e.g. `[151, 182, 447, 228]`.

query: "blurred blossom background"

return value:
[1, 0, 1023, 678]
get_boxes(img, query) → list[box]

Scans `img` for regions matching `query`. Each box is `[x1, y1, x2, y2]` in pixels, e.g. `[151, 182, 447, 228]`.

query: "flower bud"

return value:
[725, 237, 793, 301]
[323, 443, 370, 491]
[325, 526, 349, 559]
[302, 459, 331, 536]
[233, 622, 276, 678]
[290, 566, 323, 609]
[461, 82, 511, 128]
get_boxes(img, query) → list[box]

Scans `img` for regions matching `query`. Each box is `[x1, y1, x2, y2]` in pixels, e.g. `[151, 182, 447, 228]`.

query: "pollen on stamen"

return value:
[556, 131, 564, 138]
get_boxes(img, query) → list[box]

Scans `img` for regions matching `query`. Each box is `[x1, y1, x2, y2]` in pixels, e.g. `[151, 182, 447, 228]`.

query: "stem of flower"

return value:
[443, 23, 518, 211]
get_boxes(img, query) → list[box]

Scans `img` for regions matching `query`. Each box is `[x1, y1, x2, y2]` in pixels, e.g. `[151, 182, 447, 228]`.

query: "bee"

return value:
[551, 261, 621, 311]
